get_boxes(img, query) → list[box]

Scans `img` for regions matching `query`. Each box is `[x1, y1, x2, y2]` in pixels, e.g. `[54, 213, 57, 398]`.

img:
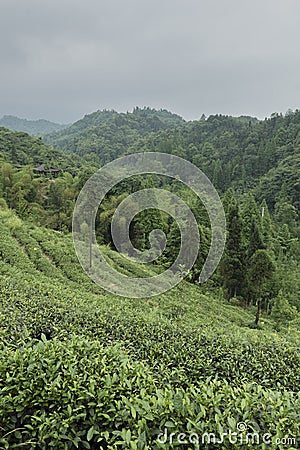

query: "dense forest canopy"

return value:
[0, 127, 83, 169]
[44, 108, 300, 211]
[43, 107, 186, 164]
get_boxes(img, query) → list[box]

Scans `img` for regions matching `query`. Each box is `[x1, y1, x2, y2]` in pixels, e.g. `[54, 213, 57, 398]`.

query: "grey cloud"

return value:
[1, 0, 300, 122]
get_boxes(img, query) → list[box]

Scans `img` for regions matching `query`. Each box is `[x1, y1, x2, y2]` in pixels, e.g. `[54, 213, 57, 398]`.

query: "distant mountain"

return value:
[0, 115, 68, 137]
[43, 107, 186, 164]
[47, 107, 185, 138]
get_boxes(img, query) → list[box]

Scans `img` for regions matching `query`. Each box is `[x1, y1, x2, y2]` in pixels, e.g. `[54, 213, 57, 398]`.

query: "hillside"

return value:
[0, 108, 300, 448]
[256, 153, 300, 210]
[44, 108, 300, 214]
[0, 207, 300, 448]
[128, 111, 300, 207]
[0, 115, 68, 136]
[0, 126, 86, 170]
[44, 107, 186, 164]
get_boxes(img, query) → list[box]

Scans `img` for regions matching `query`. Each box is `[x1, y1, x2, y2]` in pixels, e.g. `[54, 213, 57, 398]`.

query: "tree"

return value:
[274, 183, 298, 232]
[260, 199, 273, 246]
[271, 293, 297, 330]
[247, 218, 265, 259]
[220, 204, 246, 299]
[47, 179, 67, 230]
[240, 193, 260, 244]
[222, 189, 237, 218]
[248, 249, 277, 325]
[212, 159, 225, 191]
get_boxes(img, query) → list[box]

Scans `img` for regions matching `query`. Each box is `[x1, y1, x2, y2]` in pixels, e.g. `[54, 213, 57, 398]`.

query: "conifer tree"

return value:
[260, 199, 273, 245]
[248, 249, 277, 325]
[220, 203, 246, 300]
[247, 217, 265, 259]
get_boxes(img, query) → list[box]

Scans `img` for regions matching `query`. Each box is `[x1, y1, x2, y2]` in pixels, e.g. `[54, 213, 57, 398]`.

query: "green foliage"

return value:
[271, 293, 298, 330]
[0, 108, 300, 448]
[220, 204, 246, 299]
[248, 250, 276, 298]
[0, 216, 300, 448]
[1, 337, 299, 449]
[0, 128, 81, 169]
[44, 108, 185, 165]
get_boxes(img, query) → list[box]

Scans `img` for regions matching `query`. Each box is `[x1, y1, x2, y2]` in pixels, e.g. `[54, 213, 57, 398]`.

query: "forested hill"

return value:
[44, 108, 300, 213]
[0, 115, 68, 136]
[0, 108, 300, 447]
[129, 111, 300, 210]
[43, 107, 186, 163]
[0, 127, 84, 170]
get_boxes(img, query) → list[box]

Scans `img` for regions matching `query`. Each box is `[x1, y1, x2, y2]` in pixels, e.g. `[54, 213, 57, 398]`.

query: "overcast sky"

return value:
[1, 0, 300, 123]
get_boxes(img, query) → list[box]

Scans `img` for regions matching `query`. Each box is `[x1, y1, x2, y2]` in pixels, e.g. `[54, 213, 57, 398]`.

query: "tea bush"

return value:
[0, 219, 300, 448]
[1, 336, 299, 449]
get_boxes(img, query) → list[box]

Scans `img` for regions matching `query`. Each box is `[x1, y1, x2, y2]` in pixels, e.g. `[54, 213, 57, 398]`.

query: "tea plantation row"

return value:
[0, 214, 299, 448]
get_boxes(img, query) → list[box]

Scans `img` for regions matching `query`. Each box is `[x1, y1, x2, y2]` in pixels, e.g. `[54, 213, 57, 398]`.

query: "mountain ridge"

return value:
[0, 114, 69, 136]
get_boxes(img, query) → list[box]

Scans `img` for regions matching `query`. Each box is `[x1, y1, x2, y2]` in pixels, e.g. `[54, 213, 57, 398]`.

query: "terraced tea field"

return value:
[0, 210, 299, 449]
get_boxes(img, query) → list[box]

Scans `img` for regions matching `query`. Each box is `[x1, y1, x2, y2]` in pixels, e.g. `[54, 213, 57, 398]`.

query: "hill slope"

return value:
[44, 107, 186, 164]
[129, 111, 300, 204]
[0, 108, 300, 448]
[0, 126, 85, 170]
[44, 108, 300, 213]
[0, 208, 299, 448]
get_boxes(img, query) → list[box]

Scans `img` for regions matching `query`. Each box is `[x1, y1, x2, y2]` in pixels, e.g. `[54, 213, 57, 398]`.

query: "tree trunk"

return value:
[89, 219, 93, 272]
[255, 299, 261, 326]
